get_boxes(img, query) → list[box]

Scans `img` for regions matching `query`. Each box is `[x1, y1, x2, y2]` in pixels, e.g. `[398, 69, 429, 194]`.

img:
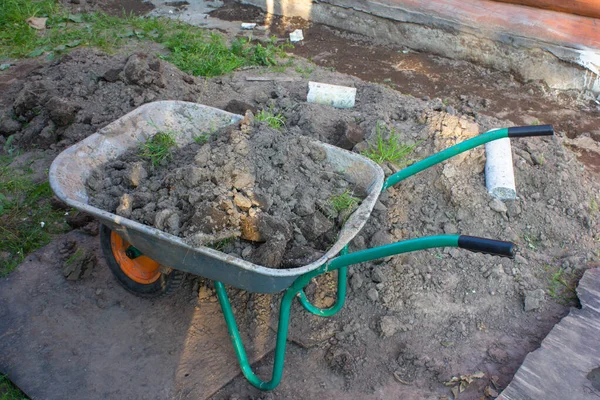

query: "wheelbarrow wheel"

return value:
[100, 224, 184, 298]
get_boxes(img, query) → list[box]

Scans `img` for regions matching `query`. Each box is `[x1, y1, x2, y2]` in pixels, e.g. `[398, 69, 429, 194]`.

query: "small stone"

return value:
[352, 235, 366, 250]
[371, 269, 385, 283]
[232, 172, 255, 190]
[515, 254, 528, 265]
[294, 193, 315, 216]
[166, 213, 180, 235]
[116, 194, 133, 218]
[46, 97, 79, 126]
[379, 316, 402, 337]
[234, 193, 252, 210]
[531, 152, 545, 166]
[489, 198, 507, 214]
[241, 246, 252, 258]
[370, 231, 391, 248]
[367, 288, 379, 302]
[443, 222, 458, 234]
[198, 286, 211, 300]
[0, 116, 21, 137]
[300, 211, 333, 241]
[488, 347, 509, 363]
[225, 99, 258, 115]
[350, 274, 364, 290]
[506, 201, 522, 218]
[103, 68, 122, 82]
[128, 162, 148, 187]
[334, 121, 365, 150]
[524, 289, 545, 312]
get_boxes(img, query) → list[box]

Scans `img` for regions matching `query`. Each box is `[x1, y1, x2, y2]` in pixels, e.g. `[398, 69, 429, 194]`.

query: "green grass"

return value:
[193, 132, 210, 145]
[209, 237, 234, 252]
[522, 233, 540, 250]
[361, 122, 418, 167]
[544, 265, 579, 305]
[589, 198, 598, 214]
[0, 375, 28, 400]
[295, 64, 314, 78]
[0, 158, 70, 276]
[65, 247, 84, 266]
[1, 0, 292, 77]
[139, 130, 177, 167]
[329, 190, 360, 214]
[255, 109, 285, 129]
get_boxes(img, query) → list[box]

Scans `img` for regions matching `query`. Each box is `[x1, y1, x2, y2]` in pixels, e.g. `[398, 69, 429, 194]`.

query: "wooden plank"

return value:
[490, 1, 600, 20]
[498, 268, 600, 400]
[378, 0, 600, 50]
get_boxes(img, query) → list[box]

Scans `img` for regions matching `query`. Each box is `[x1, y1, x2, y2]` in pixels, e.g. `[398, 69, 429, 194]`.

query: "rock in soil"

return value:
[524, 289, 545, 312]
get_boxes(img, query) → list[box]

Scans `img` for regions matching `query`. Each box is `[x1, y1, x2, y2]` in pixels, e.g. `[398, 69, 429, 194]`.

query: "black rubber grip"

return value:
[458, 235, 516, 258]
[507, 125, 554, 138]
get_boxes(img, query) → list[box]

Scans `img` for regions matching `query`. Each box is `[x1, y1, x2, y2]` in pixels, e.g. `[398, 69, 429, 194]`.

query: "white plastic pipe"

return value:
[485, 137, 517, 200]
[307, 82, 356, 109]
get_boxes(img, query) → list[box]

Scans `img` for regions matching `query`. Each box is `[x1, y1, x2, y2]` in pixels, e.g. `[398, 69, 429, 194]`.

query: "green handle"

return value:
[382, 128, 509, 190]
[382, 125, 554, 191]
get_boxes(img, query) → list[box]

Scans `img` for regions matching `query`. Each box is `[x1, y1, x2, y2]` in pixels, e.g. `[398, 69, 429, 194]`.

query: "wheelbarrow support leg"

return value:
[215, 280, 296, 390]
[297, 246, 349, 317]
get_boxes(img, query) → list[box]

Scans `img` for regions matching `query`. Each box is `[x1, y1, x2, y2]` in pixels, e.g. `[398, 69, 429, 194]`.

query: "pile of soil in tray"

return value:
[86, 113, 367, 269]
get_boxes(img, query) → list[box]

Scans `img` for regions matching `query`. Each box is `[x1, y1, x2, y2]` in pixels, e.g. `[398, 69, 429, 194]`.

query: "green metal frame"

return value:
[214, 127, 511, 390]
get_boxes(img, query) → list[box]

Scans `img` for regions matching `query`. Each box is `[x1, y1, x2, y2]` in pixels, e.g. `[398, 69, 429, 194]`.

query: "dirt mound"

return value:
[87, 116, 366, 268]
[0, 48, 201, 151]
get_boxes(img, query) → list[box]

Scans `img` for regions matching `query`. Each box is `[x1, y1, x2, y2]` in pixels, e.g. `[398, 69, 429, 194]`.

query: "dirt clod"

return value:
[524, 289, 545, 311]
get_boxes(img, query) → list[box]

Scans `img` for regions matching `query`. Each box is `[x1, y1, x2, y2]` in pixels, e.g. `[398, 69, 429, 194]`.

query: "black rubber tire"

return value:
[100, 224, 185, 298]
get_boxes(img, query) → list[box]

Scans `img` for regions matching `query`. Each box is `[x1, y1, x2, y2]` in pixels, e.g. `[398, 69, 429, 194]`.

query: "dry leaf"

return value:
[490, 375, 501, 389]
[444, 376, 460, 386]
[459, 380, 467, 392]
[26, 17, 47, 30]
[484, 386, 499, 398]
[393, 371, 411, 385]
[472, 371, 485, 379]
[451, 386, 459, 399]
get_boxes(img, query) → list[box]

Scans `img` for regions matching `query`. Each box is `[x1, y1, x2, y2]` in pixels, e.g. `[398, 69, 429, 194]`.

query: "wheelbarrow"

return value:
[49, 101, 554, 390]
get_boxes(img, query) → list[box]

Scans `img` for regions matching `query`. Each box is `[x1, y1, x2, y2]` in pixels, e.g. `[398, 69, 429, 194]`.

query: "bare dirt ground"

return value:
[1, 1, 600, 399]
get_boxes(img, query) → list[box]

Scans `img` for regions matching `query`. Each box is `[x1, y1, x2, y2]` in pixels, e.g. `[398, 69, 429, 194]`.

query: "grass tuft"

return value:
[0, 374, 28, 400]
[0, 158, 70, 276]
[329, 190, 360, 214]
[139, 130, 177, 167]
[193, 132, 210, 145]
[255, 109, 285, 129]
[209, 237, 234, 252]
[361, 122, 418, 167]
[544, 265, 580, 305]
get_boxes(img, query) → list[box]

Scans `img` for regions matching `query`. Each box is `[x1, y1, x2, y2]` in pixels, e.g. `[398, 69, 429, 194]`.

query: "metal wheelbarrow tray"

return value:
[49, 101, 555, 390]
[49, 101, 385, 294]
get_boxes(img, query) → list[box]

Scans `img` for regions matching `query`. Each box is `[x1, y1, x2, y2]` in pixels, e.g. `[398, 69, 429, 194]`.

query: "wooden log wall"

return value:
[491, 0, 600, 19]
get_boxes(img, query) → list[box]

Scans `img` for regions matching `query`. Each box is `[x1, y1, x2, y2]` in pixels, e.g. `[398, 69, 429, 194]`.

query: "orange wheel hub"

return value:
[110, 231, 161, 284]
